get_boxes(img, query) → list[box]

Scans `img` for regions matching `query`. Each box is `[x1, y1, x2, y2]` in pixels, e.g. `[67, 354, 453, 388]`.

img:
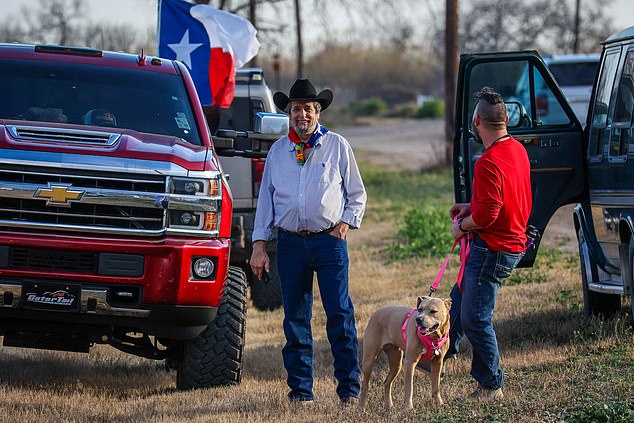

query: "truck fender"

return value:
[573, 203, 619, 275]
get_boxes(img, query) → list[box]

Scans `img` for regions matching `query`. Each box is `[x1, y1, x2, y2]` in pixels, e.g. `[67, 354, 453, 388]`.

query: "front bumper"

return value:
[0, 230, 230, 337]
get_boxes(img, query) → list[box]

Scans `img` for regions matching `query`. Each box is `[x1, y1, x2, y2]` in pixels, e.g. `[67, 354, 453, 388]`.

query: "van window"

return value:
[549, 62, 599, 87]
[588, 50, 620, 160]
[609, 50, 634, 160]
[533, 69, 570, 126]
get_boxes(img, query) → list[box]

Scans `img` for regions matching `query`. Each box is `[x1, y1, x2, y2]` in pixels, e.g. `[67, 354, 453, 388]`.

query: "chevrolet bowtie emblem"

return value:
[34, 184, 85, 207]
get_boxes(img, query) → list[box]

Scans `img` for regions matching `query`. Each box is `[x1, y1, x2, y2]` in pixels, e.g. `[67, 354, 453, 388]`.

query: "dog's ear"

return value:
[444, 298, 452, 310]
[417, 296, 425, 308]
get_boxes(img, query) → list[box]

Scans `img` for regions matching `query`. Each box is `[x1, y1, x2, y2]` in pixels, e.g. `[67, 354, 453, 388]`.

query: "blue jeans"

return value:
[447, 236, 523, 389]
[276, 230, 360, 401]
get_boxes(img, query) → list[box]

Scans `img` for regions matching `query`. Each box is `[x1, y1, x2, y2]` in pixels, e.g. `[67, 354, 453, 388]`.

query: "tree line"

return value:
[0, 0, 616, 106]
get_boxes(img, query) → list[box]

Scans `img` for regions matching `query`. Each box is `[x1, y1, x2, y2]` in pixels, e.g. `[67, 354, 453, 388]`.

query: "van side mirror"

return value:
[505, 101, 531, 128]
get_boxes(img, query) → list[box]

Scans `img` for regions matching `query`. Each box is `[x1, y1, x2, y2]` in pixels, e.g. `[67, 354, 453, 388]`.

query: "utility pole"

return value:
[294, 0, 304, 78]
[249, 0, 257, 66]
[445, 0, 458, 165]
[573, 0, 581, 53]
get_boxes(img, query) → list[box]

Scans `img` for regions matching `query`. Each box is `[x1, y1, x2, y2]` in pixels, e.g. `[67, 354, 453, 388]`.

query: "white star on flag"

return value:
[167, 29, 202, 69]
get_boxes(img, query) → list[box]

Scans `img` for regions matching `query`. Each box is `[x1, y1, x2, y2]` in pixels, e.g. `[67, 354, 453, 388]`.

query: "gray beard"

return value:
[294, 124, 314, 137]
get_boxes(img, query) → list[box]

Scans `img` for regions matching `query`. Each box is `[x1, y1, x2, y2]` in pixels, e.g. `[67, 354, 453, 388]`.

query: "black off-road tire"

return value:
[578, 228, 621, 317]
[250, 252, 283, 311]
[176, 266, 247, 389]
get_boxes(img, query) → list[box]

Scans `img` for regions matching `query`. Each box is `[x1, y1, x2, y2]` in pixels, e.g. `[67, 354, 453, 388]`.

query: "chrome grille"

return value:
[7, 125, 120, 146]
[0, 165, 166, 233]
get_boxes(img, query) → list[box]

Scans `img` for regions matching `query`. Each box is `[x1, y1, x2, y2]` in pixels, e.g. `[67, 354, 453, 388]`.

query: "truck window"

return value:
[0, 59, 202, 145]
[588, 50, 621, 161]
[467, 59, 570, 128]
[609, 49, 634, 160]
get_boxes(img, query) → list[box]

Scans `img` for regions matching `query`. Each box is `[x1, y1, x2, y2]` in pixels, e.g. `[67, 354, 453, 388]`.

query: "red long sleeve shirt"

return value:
[470, 137, 532, 253]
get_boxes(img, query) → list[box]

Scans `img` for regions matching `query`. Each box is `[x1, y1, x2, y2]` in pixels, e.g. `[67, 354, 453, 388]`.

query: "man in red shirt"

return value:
[448, 87, 532, 401]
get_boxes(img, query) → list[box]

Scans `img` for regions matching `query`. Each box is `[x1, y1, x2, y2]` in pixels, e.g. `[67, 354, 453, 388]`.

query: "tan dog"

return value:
[358, 296, 452, 409]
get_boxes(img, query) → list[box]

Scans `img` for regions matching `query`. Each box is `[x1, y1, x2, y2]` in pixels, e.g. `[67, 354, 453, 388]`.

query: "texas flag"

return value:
[158, 0, 260, 107]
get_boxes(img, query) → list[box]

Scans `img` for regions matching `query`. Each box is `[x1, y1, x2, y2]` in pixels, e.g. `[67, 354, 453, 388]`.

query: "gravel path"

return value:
[337, 118, 447, 170]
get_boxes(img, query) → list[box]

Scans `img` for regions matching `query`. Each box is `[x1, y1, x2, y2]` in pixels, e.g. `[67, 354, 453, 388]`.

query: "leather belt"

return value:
[279, 227, 333, 237]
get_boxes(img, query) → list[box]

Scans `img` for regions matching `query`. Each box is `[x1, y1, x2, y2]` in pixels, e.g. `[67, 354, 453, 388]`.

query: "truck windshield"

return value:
[0, 58, 202, 145]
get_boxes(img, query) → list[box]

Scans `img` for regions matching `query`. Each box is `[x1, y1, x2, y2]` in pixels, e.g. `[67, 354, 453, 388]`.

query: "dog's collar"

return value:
[402, 308, 449, 361]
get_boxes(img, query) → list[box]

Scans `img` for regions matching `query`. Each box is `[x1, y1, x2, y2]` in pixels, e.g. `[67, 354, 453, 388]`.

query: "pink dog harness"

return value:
[401, 308, 449, 361]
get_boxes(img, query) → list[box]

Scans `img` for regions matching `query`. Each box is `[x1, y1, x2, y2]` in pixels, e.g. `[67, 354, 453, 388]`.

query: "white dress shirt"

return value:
[251, 129, 366, 242]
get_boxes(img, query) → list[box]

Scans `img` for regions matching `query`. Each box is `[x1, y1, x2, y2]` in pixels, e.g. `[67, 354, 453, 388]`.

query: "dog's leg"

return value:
[402, 354, 418, 410]
[383, 345, 402, 408]
[358, 340, 381, 409]
[430, 357, 444, 406]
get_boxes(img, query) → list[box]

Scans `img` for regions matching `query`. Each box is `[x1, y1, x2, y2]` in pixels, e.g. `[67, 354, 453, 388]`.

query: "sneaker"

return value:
[340, 396, 358, 406]
[289, 398, 314, 407]
[468, 384, 504, 402]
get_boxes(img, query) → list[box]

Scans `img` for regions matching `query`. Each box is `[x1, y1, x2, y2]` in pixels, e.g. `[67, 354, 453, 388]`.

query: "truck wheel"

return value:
[250, 251, 283, 311]
[176, 266, 247, 389]
[578, 228, 621, 317]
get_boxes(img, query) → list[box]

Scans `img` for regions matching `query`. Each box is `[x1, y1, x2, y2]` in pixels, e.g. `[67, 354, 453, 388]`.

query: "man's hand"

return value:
[329, 221, 350, 240]
[249, 240, 270, 280]
[452, 220, 465, 240]
[450, 203, 471, 220]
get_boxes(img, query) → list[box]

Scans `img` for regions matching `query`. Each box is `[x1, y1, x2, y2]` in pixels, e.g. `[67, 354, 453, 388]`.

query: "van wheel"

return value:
[176, 266, 247, 389]
[250, 251, 283, 311]
[577, 228, 621, 317]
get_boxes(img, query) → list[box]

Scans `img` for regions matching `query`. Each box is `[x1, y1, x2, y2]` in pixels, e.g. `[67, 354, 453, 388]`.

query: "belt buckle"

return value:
[297, 230, 311, 237]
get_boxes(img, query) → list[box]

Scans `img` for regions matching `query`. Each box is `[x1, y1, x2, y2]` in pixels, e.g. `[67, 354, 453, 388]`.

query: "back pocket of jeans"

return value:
[494, 263, 513, 280]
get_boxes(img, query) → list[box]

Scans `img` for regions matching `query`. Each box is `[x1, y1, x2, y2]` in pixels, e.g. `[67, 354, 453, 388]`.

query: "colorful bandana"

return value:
[288, 124, 329, 165]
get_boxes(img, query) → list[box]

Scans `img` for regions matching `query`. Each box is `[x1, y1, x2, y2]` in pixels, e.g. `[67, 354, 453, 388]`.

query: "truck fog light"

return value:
[193, 257, 215, 278]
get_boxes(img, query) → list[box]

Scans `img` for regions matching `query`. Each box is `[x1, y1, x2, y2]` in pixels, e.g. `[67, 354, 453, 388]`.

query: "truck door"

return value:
[454, 51, 586, 266]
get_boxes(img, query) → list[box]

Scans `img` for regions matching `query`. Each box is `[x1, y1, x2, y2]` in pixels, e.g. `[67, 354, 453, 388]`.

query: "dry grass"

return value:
[1, 180, 633, 421]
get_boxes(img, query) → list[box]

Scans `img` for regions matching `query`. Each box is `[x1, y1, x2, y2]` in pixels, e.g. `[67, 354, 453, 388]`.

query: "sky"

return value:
[0, 0, 632, 48]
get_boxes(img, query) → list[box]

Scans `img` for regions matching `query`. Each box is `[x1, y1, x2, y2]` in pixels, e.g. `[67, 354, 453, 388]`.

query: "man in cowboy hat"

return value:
[250, 78, 366, 405]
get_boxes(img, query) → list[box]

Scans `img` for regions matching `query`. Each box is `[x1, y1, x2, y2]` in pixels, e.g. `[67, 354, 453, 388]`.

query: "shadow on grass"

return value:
[0, 346, 173, 397]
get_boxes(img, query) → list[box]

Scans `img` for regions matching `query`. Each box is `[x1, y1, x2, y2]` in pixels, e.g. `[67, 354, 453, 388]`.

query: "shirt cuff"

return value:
[341, 210, 362, 229]
[252, 228, 275, 242]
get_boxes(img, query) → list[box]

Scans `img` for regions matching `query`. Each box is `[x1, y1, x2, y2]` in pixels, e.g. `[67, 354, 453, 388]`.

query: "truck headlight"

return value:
[169, 211, 203, 228]
[171, 178, 207, 195]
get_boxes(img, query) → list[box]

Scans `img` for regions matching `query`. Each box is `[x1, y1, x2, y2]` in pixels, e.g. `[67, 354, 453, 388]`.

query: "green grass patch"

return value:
[508, 247, 579, 286]
[360, 163, 453, 220]
[389, 203, 454, 259]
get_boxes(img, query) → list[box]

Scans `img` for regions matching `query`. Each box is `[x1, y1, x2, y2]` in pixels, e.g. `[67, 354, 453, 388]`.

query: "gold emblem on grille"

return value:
[34, 184, 85, 207]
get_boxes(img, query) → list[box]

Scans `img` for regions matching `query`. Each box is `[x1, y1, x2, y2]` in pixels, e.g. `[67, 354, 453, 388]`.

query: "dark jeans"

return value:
[276, 230, 360, 401]
[447, 236, 523, 390]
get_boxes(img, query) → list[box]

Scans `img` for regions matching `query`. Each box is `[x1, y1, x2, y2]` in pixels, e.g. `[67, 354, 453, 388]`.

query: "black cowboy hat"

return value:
[273, 78, 333, 112]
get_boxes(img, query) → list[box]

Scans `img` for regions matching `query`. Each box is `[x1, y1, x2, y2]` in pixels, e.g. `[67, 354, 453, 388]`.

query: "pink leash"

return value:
[428, 218, 470, 295]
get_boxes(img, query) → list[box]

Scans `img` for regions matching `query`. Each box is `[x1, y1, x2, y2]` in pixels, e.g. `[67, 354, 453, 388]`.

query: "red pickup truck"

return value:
[0, 43, 285, 389]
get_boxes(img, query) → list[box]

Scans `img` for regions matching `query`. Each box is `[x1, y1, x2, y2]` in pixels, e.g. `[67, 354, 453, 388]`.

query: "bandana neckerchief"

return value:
[288, 124, 329, 165]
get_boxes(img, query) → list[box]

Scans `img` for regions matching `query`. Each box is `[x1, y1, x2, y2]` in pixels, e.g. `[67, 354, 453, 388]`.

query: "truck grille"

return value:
[0, 165, 166, 233]
[10, 247, 98, 273]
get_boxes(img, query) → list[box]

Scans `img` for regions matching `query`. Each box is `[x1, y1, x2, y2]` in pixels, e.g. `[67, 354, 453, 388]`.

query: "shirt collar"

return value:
[288, 123, 329, 147]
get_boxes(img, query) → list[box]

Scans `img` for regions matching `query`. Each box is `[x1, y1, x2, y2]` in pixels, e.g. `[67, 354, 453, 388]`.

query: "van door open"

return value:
[454, 51, 586, 266]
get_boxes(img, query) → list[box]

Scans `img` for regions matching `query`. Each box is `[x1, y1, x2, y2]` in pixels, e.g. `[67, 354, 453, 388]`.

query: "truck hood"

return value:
[0, 121, 211, 172]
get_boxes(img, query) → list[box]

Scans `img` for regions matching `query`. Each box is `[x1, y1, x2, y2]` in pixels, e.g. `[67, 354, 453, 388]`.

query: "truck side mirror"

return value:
[254, 112, 288, 137]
